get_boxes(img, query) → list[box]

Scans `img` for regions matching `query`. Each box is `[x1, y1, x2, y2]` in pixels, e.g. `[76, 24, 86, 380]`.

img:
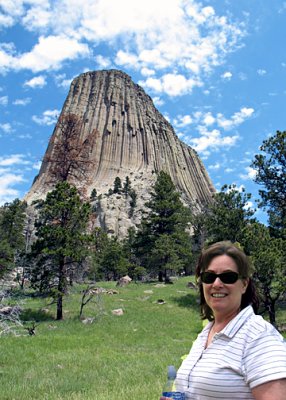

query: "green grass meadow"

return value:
[1, 277, 285, 400]
[1, 278, 202, 400]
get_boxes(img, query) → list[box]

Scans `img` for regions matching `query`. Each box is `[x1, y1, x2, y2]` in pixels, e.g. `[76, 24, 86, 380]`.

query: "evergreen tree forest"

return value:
[0, 130, 285, 324]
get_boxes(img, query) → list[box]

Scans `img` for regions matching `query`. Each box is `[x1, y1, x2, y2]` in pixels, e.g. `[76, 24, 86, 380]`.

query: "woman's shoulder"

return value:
[243, 311, 284, 343]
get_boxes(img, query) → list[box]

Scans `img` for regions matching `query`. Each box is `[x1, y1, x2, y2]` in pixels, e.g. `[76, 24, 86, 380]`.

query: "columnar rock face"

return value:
[25, 69, 215, 237]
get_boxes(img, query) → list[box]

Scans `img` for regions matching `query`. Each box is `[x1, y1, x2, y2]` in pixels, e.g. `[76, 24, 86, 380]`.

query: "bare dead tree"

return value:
[43, 113, 95, 188]
[79, 285, 104, 319]
[25, 321, 38, 336]
[0, 288, 24, 336]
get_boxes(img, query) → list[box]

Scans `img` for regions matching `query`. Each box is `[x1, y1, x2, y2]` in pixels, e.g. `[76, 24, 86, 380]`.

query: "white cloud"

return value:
[0, 1, 244, 96]
[0, 0, 25, 16]
[115, 50, 139, 68]
[18, 133, 32, 139]
[172, 106, 255, 157]
[13, 97, 31, 106]
[0, 153, 30, 203]
[0, 13, 14, 28]
[32, 161, 42, 170]
[0, 35, 90, 73]
[95, 54, 111, 69]
[217, 107, 254, 130]
[203, 112, 215, 126]
[18, 35, 91, 72]
[227, 184, 245, 193]
[189, 126, 239, 156]
[244, 201, 254, 210]
[141, 67, 155, 77]
[278, 2, 286, 13]
[0, 42, 17, 74]
[32, 109, 59, 125]
[0, 95, 8, 105]
[0, 123, 13, 133]
[257, 69, 267, 76]
[238, 72, 247, 81]
[0, 170, 25, 204]
[163, 112, 171, 123]
[176, 106, 253, 134]
[173, 115, 193, 128]
[221, 71, 232, 80]
[24, 75, 46, 88]
[239, 166, 257, 180]
[77, 0, 188, 41]
[22, 2, 51, 31]
[141, 73, 202, 96]
[0, 154, 30, 166]
[209, 162, 221, 170]
[152, 97, 164, 107]
[54, 73, 74, 89]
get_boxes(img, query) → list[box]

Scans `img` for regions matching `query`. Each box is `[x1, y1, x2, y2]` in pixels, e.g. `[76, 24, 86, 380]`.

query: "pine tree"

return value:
[98, 237, 128, 281]
[251, 130, 286, 238]
[241, 222, 285, 326]
[113, 177, 122, 194]
[202, 184, 255, 244]
[90, 188, 97, 201]
[123, 176, 131, 196]
[0, 199, 27, 277]
[30, 182, 91, 320]
[135, 171, 192, 281]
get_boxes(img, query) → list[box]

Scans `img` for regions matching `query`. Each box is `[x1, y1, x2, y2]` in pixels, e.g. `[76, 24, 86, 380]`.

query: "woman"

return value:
[175, 241, 286, 399]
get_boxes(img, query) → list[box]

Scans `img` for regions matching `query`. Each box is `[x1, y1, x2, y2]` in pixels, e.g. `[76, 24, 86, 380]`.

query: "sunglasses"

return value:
[200, 271, 241, 284]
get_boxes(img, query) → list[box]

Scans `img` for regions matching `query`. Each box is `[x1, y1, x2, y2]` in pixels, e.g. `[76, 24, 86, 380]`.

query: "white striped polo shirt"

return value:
[176, 305, 286, 399]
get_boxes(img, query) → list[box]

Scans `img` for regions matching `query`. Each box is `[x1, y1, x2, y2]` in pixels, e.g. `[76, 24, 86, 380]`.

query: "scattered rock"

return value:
[278, 323, 286, 332]
[47, 324, 57, 330]
[0, 305, 22, 315]
[107, 289, 119, 295]
[116, 275, 132, 287]
[81, 317, 95, 324]
[187, 282, 197, 289]
[112, 308, 124, 316]
[88, 287, 118, 295]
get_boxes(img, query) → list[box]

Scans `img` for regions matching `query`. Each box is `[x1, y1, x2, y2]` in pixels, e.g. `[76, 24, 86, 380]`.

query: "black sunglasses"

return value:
[200, 271, 241, 284]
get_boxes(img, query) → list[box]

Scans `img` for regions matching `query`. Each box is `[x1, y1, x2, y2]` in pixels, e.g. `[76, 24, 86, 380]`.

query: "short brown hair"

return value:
[195, 241, 259, 320]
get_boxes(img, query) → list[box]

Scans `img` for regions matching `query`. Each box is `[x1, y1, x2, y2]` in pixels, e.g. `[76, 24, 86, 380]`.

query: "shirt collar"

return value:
[221, 305, 254, 338]
[201, 305, 254, 339]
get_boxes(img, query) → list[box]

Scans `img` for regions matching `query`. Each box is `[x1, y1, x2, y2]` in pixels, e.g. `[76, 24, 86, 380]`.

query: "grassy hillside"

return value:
[1, 277, 202, 400]
[1, 277, 285, 400]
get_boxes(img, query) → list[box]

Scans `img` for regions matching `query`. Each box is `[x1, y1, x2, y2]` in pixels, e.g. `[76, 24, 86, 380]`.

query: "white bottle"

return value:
[161, 365, 185, 400]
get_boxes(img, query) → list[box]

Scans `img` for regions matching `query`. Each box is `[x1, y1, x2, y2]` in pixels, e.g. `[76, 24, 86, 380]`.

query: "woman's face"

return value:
[203, 254, 249, 320]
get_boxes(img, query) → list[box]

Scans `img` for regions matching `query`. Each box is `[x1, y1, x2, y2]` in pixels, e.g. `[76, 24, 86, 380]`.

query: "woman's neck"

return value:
[212, 308, 240, 331]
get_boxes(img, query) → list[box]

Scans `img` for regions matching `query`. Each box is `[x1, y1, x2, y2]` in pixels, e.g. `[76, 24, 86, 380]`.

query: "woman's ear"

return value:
[242, 278, 249, 293]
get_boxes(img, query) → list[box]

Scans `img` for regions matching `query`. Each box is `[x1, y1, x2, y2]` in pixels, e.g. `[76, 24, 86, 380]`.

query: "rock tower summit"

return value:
[25, 69, 215, 236]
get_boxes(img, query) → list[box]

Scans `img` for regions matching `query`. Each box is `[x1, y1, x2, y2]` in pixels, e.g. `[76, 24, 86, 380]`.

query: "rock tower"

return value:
[25, 69, 215, 236]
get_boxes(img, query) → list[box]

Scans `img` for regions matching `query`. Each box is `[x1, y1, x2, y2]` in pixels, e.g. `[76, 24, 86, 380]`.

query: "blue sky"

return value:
[1, 0, 286, 223]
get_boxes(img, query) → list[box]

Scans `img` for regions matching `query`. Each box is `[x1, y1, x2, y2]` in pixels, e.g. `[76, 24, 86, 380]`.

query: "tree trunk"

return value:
[56, 258, 66, 320]
[264, 288, 277, 327]
[267, 299, 277, 327]
[57, 293, 63, 320]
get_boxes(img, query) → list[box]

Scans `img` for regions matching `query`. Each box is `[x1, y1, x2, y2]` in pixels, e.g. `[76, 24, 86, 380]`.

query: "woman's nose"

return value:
[213, 277, 223, 286]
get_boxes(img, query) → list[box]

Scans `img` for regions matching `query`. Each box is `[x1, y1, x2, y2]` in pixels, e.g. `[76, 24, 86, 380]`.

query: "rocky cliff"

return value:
[25, 69, 215, 236]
